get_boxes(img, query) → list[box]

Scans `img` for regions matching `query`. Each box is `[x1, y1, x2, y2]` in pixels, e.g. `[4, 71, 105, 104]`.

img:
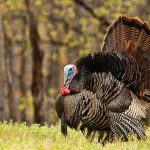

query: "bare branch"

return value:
[73, 0, 110, 26]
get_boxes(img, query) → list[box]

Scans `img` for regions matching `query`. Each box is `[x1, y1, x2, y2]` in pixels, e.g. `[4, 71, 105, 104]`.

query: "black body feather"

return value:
[70, 52, 140, 94]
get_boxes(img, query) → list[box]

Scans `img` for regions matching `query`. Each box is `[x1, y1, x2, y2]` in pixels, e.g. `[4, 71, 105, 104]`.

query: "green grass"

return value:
[0, 122, 150, 150]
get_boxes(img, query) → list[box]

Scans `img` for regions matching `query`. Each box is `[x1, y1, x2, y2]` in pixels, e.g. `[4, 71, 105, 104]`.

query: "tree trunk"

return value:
[2, 16, 19, 121]
[25, 0, 44, 124]
[19, 16, 28, 122]
[0, 14, 8, 120]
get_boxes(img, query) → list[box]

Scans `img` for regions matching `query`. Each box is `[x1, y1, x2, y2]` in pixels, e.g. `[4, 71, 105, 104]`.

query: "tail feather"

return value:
[102, 16, 150, 54]
[102, 16, 150, 102]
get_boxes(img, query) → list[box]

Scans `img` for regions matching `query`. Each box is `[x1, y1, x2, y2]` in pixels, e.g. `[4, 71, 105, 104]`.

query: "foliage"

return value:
[0, 122, 150, 150]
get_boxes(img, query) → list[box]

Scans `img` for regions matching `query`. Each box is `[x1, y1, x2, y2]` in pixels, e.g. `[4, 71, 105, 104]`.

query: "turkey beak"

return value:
[64, 74, 71, 89]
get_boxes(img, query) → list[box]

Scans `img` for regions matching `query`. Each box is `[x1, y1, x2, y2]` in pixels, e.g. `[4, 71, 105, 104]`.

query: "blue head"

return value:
[64, 64, 78, 88]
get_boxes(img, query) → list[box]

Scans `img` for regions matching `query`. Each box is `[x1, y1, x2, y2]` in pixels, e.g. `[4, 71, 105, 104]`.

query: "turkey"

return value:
[56, 16, 150, 143]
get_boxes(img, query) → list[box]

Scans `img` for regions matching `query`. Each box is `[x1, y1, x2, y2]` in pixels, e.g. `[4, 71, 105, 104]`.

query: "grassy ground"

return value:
[0, 122, 150, 150]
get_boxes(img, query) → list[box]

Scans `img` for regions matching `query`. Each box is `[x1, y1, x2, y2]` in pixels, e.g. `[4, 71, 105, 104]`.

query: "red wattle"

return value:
[60, 86, 71, 96]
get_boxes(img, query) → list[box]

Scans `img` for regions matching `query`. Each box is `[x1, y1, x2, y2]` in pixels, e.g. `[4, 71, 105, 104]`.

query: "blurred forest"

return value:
[0, 0, 149, 125]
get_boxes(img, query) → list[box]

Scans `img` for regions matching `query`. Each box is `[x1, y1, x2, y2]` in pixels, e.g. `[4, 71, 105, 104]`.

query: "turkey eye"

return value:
[69, 68, 73, 71]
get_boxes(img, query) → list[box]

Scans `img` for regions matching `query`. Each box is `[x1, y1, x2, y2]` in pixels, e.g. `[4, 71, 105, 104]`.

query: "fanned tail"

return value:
[101, 16, 150, 102]
[101, 16, 150, 54]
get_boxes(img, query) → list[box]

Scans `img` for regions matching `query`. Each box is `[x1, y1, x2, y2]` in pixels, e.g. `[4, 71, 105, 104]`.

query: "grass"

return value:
[0, 122, 149, 150]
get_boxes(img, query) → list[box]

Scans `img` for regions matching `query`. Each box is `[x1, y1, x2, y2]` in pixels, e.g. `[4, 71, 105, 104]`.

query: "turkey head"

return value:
[60, 64, 89, 96]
